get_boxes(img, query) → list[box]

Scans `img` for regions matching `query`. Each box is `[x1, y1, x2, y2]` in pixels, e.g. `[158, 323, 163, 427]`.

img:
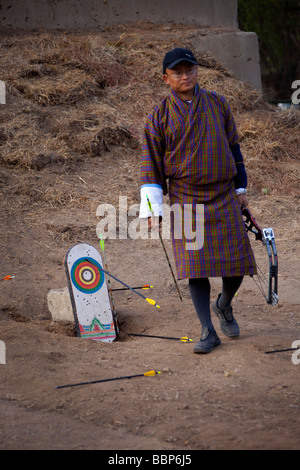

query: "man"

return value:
[139, 48, 256, 353]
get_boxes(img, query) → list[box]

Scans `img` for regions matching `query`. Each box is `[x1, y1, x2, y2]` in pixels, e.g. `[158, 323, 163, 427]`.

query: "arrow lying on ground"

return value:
[0, 275, 15, 281]
[55, 370, 161, 389]
[265, 347, 300, 354]
[128, 333, 193, 343]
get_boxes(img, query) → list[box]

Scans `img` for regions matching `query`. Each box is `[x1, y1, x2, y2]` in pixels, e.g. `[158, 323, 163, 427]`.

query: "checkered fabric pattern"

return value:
[141, 86, 257, 279]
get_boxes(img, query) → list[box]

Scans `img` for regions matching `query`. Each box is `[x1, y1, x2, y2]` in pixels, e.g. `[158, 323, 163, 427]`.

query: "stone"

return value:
[47, 287, 74, 322]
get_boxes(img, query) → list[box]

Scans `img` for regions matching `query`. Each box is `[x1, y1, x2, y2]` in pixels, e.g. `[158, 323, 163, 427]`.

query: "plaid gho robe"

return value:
[141, 86, 256, 280]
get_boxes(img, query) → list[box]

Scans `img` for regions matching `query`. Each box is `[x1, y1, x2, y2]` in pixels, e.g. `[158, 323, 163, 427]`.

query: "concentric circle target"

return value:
[71, 257, 104, 294]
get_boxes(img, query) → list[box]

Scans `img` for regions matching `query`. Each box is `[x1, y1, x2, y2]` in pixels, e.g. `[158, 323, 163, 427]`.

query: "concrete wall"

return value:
[0, 0, 262, 90]
[0, 0, 238, 29]
[190, 31, 262, 90]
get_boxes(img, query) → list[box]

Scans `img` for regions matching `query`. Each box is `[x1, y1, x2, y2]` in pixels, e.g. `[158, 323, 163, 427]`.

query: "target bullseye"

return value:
[71, 257, 104, 294]
[79, 267, 95, 283]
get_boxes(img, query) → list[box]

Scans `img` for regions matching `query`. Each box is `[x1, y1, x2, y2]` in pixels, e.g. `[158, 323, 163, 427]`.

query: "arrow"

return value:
[265, 347, 300, 354]
[84, 259, 160, 309]
[1, 275, 15, 281]
[128, 333, 193, 342]
[146, 195, 183, 302]
[99, 235, 119, 334]
[55, 370, 161, 389]
[112, 284, 153, 292]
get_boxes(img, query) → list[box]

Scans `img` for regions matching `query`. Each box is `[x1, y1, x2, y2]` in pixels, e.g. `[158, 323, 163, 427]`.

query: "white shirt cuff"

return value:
[235, 188, 247, 195]
[139, 184, 163, 218]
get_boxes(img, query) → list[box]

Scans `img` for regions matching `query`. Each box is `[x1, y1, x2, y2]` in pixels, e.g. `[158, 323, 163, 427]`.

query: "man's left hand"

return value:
[237, 193, 248, 208]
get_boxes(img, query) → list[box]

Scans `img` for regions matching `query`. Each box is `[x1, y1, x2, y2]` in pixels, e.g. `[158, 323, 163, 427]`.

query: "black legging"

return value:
[189, 276, 243, 332]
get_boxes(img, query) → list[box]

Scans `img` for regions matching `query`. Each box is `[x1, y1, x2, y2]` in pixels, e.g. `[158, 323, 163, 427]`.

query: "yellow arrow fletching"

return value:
[146, 298, 160, 308]
[180, 336, 193, 342]
[144, 370, 160, 377]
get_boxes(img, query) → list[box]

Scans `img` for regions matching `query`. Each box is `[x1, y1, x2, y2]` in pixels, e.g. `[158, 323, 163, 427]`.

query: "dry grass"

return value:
[237, 109, 300, 195]
[0, 29, 299, 201]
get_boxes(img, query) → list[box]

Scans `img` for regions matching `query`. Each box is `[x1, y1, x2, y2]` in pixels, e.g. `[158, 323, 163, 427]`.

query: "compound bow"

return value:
[242, 207, 278, 306]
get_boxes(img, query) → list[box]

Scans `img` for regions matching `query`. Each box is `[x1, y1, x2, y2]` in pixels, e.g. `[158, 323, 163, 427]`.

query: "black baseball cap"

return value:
[163, 48, 198, 73]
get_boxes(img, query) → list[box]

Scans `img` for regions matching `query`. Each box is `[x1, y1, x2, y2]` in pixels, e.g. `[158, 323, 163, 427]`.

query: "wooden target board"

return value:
[65, 243, 117, 342]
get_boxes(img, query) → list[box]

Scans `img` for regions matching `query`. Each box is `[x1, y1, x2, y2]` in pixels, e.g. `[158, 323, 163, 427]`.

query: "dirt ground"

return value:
[1, 159, 299, 451]
[0, 25, 299, 451]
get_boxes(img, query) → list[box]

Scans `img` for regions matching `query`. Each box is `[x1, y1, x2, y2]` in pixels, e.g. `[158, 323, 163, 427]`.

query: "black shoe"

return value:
[212, 294, 240, 338]
[194, 327, 221, 354]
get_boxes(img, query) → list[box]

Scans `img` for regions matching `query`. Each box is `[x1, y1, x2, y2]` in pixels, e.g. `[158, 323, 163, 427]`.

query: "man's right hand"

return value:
[148, 216, 162, 232]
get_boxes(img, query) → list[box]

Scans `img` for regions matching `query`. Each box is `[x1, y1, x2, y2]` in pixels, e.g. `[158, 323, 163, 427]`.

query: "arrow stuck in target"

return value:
[84, 259, 160, 309]
[112, 284, 153, 292]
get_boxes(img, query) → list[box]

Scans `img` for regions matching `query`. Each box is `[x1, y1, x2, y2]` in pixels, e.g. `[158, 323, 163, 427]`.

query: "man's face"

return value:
[163, 61, 198, 97]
